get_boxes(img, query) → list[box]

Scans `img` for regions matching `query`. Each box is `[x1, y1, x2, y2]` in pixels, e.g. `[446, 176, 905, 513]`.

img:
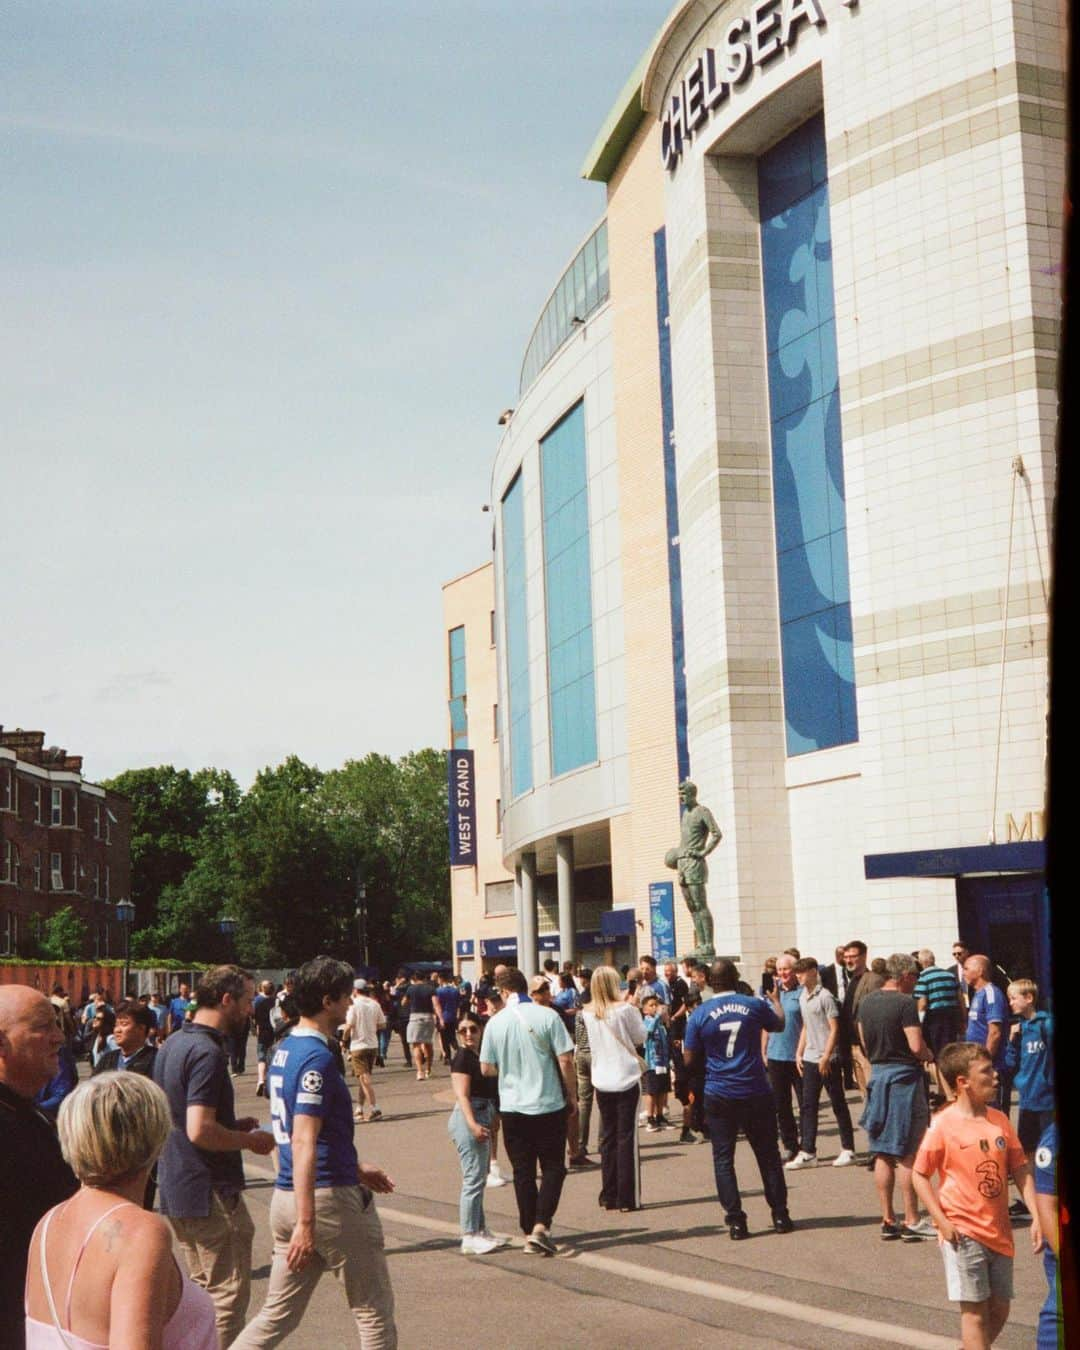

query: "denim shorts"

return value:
[941, 1233, 1014, 1303]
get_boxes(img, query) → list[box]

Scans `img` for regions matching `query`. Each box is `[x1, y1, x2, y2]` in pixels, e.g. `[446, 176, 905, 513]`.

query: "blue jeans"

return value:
[377, 1027, 391, 1061]
[448, 1100, 494, 1235]
[704, 1092, 789, 1225]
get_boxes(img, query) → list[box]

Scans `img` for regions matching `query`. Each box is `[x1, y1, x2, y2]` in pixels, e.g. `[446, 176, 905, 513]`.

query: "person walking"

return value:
[478, 967, 577, 1255]
[253, 981, 276, 1098]
[345, 980, 386, 1124]
[583, 966, 646, 1210]
[448, 1013, 508, 1255]
[683, 959, 793, 1239]
[153, 966, 276, 1346]
[24, 1073, 218, 1349]
[232, 957, 397, 1349]
[401, 974, 438, 1080]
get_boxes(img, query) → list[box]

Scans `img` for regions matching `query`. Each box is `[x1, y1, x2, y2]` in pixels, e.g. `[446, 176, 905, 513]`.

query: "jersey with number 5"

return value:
[268, 1029, 358, 1191]
[684, 993, 780, 1098]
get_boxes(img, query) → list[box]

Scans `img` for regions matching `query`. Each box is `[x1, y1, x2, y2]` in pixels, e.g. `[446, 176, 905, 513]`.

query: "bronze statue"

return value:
[664, 780, 721, 961]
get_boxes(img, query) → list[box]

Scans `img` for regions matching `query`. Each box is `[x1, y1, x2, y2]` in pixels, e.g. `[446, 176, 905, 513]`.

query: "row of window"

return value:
[501, 399, 599, 800]
[1, 910, 114, 958]
[0, 771, 113, 837]
[519, 221, 610, 395]
[0, 839, 111, 898]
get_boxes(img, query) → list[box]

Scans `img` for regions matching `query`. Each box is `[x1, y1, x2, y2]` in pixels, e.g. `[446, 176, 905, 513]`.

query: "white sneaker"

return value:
[486, 1168, 507, 1188]
[480, 1229, 511, 1247]
[832, 1149, 858, 1167]
[638, 1112, 648, 1125]
[461, 1233, 502, 1255]
[785, 1151, 817, 1170]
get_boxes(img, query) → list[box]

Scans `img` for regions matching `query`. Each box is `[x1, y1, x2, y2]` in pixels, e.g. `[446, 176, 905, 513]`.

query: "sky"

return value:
[4, 1, 663, 787]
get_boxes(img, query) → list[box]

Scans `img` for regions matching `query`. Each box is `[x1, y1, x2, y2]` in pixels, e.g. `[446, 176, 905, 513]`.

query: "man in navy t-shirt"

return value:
[683, 958, 792, 1240]
[232, 957, 397, 1349]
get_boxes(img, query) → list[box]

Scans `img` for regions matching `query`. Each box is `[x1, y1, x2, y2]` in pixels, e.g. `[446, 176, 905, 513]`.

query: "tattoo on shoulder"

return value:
[102, 1218, 125, 1252]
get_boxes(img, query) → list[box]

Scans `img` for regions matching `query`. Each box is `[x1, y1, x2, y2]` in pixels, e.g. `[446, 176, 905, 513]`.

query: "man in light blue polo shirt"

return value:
[764, 954, 803, 1162]
[480, 968, 576, 1255]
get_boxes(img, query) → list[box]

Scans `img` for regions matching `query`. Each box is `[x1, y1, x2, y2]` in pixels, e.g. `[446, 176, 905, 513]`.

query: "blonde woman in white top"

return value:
[584, 966, 646, 1211]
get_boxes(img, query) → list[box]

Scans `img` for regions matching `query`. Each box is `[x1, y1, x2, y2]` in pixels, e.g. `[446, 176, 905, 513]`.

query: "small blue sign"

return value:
[648, 882, 676, 962]
[455, 938, 475, 957]
[447, 750, 477, 866]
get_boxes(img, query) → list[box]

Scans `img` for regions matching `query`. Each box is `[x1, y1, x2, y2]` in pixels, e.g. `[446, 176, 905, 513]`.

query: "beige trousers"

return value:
[169, 1190, 255, 1347]
[231, 1186, 397, 1349]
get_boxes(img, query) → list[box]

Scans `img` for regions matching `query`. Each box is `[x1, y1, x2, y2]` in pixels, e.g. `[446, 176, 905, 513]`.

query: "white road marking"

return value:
[245, 1161, 953, 1350]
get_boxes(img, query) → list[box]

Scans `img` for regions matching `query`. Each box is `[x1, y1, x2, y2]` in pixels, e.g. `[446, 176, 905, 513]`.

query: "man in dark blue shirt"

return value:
[684, 958, 792, 1240]
[233, 957, 396, 1349]
[154, 966, 275, 1346]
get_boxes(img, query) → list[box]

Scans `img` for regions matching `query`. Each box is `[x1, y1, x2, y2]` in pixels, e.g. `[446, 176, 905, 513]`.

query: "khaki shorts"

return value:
[350, 1048, 376, 1075]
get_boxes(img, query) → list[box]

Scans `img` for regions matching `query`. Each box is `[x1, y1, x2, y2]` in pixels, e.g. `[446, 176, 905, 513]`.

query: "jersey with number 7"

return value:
[683, 993, 781, 1098]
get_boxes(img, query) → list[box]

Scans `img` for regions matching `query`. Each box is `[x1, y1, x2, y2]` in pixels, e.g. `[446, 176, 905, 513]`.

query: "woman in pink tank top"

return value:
[25, 1073, 217, 1349]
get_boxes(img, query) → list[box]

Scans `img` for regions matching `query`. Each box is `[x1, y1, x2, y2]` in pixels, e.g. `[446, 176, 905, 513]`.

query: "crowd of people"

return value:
[0, 937, 1060, 1350]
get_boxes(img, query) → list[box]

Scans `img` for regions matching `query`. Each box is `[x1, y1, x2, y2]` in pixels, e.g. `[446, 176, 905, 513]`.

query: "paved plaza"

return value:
[227, 1055, 1044, 1348]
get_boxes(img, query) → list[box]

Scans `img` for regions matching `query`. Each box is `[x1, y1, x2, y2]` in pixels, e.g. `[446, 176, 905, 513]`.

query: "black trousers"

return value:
[800, 1060, 855, 1154]
[439, 1021, 459, 1060]
[596, 1084, 641, 1209]
[705, 1092, 789, 1225]
[500, 1107, 568, 1234]
[767, 1060, 801, 1154]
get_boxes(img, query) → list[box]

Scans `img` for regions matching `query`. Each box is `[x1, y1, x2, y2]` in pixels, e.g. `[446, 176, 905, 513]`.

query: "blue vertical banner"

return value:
[447, 750, 477, 866]
[648, 882, 676, 962]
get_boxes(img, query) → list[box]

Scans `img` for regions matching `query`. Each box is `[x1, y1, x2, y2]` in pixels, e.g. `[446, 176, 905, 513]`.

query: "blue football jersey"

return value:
[268, 1029, 358, 1190]
[684, 992, 780, 1098]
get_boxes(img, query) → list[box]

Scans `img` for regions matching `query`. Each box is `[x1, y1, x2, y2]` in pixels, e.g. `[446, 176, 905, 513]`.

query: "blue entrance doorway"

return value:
[956, 874, 1050, 1001]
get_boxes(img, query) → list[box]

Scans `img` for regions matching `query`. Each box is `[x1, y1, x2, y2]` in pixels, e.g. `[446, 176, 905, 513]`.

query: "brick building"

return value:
[0, 727, 131, 959]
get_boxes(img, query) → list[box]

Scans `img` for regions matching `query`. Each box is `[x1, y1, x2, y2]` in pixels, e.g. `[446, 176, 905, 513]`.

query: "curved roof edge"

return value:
[580, 49, 649, 183]
[641, 0, 707, 113]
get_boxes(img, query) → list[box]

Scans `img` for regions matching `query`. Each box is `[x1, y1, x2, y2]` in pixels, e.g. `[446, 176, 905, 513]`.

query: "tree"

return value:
[39, 906, 89, 961]
[103, 765, 240, 939]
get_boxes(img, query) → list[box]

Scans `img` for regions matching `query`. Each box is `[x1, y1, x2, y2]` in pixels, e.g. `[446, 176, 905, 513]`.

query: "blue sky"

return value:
[4, 1, 662, 785]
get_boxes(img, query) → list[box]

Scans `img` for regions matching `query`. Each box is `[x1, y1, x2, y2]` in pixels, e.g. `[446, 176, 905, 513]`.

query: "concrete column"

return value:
[513, 866, 525, 972]
[556, 835, 575, 966]
[520, 852, 538, 977]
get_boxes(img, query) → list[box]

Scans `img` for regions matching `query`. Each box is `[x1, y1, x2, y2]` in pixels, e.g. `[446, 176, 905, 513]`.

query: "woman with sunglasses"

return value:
[448, 1014, 509, 1254]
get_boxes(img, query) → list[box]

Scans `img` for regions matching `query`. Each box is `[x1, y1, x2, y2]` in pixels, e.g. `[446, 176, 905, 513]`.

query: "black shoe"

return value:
[880, 1221, 902, 1240]
[254, 1084, 264, 1098]
[728, 1220, 749, 1241]
[772, 1212, 795, 1234]
[679, 1128, 695, 1143]
[1008, 1199, 1029, 1217]
[781, 1149, 799, 1164]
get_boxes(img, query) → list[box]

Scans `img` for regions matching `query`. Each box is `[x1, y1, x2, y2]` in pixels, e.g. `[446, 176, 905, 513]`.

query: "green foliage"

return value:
[121, 751, 450, 971]
[39, 906, 89, 962]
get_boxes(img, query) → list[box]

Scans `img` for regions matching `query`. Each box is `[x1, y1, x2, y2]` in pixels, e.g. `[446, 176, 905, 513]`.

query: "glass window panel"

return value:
[501, 474, 533, 795]
[573, 251, 587, 318]
[761, 116, 856, 756]
[584, 234, 599, 311]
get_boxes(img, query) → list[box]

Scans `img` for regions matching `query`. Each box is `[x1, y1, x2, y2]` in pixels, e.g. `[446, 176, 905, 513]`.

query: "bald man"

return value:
[0, 986, 79, 1349]
[963, 954, 1009, 1107]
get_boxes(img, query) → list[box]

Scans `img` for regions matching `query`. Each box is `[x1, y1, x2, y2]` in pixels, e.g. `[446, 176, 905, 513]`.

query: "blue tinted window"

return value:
[448, 625, 468, 749]
[541, 402, 597, 776]
[759, 114, 857, 755]
[519, 222, 610, 395]
[501, 473, 533, 796]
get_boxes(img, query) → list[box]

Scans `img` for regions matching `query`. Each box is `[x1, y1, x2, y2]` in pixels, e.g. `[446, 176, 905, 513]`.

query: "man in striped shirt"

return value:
[914, 951, 963, 1097]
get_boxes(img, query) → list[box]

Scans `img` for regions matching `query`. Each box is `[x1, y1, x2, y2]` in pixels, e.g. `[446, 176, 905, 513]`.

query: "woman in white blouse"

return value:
[584, 966, 646, 1211]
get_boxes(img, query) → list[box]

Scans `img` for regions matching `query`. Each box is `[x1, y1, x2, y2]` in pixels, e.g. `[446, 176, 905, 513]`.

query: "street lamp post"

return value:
[116, 900, 135, 998]
[355, 879, 368, 971]
[219, 916, 238, 964]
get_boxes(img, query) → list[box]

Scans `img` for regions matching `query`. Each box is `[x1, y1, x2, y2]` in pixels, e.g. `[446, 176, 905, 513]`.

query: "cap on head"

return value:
[353, 979, 368, 990]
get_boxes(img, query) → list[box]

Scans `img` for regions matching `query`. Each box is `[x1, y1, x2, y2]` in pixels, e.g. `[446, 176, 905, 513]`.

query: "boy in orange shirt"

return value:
[913, 1043, 1043, 1349]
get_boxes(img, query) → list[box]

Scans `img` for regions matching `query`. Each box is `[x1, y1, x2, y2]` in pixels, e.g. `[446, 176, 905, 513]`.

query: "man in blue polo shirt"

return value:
[684, 958, 792, 1240]
[233, 956, 396, 1349]
[167, 981, 192, 1035]
[963, 955, 1008, 1106]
